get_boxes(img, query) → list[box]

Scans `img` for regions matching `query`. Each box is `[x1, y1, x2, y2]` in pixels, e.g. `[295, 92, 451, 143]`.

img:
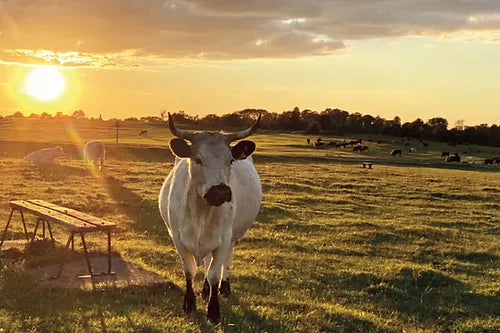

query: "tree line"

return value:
[2, 107, 499, 146]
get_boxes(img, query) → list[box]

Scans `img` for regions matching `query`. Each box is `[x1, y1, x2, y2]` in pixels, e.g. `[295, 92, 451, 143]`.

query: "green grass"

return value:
[0, 119, 499, 332]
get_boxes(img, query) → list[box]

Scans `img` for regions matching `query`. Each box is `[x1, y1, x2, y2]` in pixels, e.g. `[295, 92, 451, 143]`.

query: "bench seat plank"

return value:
[10, 200, 98, 232]
[28, 200, 116, 231]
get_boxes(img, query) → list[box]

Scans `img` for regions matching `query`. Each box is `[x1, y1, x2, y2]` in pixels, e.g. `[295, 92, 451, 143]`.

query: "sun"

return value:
[24, 67, 66, 101]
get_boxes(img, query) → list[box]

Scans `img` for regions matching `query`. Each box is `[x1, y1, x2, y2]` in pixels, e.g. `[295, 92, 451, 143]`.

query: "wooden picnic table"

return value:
[0, 200, 116, 278]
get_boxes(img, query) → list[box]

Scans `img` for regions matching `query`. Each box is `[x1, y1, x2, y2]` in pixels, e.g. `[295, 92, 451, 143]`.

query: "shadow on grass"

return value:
[21, 163, 88, 182]
[102, 175, 167, 243]
[0, 266, 184, 332]
[364, 267, 499, 328]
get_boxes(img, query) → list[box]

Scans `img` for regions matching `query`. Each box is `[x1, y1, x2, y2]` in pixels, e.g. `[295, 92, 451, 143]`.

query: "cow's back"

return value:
[84, 141, 105, 160]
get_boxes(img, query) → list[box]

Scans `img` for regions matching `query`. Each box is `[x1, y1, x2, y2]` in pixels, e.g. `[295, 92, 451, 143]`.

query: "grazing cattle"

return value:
[441, 152, 450, 158]
[24, 146, 65, 163]
[159, 114, 262, 323]
[139, 130, 148, 135]
[314, 141, 325, 148]
[484, 158, 494, 165]
[391, 149, 402, 156]
[422, 142, 429, 147]
[306, 138, 310, 144]
[446, 154, 461, 163]
[494, 157, 500, 164]
[353, 143, 362, 152]
[465, 156, 473, 163]
[409, 147, 416, 153]
[83, 141, 106, 171]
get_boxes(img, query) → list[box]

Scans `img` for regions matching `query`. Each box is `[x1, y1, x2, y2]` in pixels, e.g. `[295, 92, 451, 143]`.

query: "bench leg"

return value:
[80, 233, 94, 276]
[71, 234, 74, 251]
[31, 218, 41, 243]
[107, 231, 112, 274]
[46, 221, 54, 243]
[0, 208, 14, 248]
[19, 209, 29, 242]
[52, 233, 73, 279]
[42, 220, 46, 239]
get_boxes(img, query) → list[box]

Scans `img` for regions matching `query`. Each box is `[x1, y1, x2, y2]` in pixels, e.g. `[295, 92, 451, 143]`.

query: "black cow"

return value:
[306, 138, 310, 144]
[391, 149, 402, 156]
[484, 158, 494, 165]
[314, 141, 325, 149]
[441, 152, 450, 158]
[446, 155, 461, 163]
[139, 130, 148, 135]
[422, 142, 429, 147]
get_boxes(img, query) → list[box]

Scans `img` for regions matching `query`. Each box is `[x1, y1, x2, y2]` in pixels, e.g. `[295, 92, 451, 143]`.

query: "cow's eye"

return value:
[230, 159, 235, 165]
[194, 158, 203, 165]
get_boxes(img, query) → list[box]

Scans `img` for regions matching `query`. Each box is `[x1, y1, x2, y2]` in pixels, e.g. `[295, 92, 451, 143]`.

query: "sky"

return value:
[0, 0, 499, 125]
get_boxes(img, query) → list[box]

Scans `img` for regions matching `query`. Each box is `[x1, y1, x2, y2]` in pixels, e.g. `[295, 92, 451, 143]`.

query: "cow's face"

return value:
[170, 133, 256, 206]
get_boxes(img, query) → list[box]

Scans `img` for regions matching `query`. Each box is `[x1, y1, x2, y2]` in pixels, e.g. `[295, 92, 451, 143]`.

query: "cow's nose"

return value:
[204, 184, 232, 206]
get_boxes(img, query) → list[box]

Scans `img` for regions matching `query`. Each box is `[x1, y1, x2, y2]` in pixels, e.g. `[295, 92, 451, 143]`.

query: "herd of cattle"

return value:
[24, 140, 106, 170]
[306, 137, 500, 164]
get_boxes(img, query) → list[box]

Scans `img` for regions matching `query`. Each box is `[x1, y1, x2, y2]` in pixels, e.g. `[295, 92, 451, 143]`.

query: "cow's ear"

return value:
[231, 140, 256, 160]
[170, 138, 191, 158]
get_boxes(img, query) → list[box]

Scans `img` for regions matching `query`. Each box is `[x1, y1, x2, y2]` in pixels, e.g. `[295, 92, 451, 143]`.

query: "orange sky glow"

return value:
[1, 1, 499, 126]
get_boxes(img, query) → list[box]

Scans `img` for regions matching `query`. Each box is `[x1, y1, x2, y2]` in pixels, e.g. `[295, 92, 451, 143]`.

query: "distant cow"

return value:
[409, 147, 416, 153]
[24, 146, 65, 163]
[494, 157, 500, 164]
[484, 158, 494, 165]
[83, 141, 106, 171]
[353, 143, 362, 152]
[441, 152, 450, 158]
[422, 142, 429, 147]
[306, 138, 310, 144]
[391, 149, 402, 156]
[314, 141, 325, 149]
[139, 130, 148, 135]
[446, 154, 461, 163]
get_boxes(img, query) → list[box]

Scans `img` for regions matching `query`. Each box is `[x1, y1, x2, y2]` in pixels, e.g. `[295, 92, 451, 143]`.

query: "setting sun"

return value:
[24, 67, 66, 101]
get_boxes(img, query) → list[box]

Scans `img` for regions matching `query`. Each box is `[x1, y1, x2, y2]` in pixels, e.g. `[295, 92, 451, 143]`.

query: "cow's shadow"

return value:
[101, 175, 167, 243]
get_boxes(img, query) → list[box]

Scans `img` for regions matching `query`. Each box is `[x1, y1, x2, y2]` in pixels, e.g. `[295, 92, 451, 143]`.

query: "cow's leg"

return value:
[180, 249, 197, 314]
[201, 254, 211, 300]
[220, 242, 234, 297]
[206, 244, 230, 323]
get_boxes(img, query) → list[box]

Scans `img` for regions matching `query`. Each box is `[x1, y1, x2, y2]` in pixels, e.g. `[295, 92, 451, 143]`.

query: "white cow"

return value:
[159, 114, 262, 323]
[83, 141, 105, 171]
[24, 146, 65, 163]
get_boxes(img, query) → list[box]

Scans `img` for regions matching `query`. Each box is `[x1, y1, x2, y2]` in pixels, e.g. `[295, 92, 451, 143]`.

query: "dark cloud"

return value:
[0, 0, 499, 65]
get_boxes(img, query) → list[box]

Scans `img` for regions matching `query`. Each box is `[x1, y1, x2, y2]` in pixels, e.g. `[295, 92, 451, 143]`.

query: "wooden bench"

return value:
[0, 200, 116, 278]
[362, 162, 373, 169]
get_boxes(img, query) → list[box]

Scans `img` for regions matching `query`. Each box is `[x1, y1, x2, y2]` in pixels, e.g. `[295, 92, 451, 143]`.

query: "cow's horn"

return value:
[225, 113, 261, 142]
[168, 113, 195, 141]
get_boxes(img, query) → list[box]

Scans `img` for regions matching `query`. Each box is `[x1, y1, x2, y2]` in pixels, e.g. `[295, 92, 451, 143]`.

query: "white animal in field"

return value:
[465, 156, 473, 163]
[83, 141, 105, 170]
[158, 113, 262, 323]
[410, 147, 416, 153]
[24, 146, 65, 163]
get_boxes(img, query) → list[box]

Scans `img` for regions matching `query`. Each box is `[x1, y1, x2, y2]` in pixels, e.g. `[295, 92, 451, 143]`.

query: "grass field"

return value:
[0, 119, 499, 332]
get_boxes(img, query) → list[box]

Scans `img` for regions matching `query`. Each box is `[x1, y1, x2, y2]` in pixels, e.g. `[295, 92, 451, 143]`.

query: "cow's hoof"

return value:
[207, 284, 221, 323]
[207, 303, 221, 324]
[201, 279, 210, 300]
[220, 279, 231, 297]
[183, 288, 196, 314]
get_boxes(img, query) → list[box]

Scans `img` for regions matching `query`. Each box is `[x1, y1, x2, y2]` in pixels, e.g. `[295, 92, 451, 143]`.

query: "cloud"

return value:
[0, 0, 499, 66]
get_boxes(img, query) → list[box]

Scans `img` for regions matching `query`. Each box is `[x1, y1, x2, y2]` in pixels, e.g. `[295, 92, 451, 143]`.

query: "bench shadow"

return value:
[101, 175, 167, 243]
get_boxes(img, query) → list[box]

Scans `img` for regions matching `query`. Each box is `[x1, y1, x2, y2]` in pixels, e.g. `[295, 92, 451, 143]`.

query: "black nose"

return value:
[204, 184, 232, 206]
